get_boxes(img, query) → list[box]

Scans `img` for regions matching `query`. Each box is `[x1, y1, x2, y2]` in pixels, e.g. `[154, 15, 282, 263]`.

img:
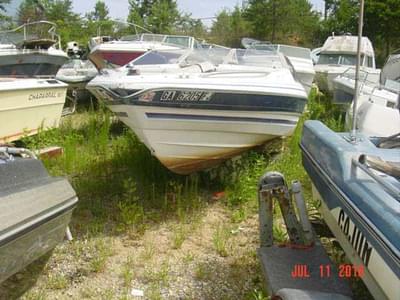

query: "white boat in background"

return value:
[380, 49, 400, 88]
[87, 49, 307, 174]
[0, 21, 68, 77]
[314, 34, 377, 92]
[56, 59, 97, 89]
[332, 49, 400, 137]
[89, 33, 201, 70]
[345, 81, 400, 137]
[333, 66, 381, 104]
[0, 78, 67, 143]
[310, 47, 321, 64]
[241, 38, 315, 94]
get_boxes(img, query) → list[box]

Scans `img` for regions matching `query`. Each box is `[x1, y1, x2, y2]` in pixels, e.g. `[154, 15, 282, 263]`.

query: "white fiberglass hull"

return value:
[333, 68, 381, 104]
[345, 88, 400, 137]
[109, 105, 300, 174]
[314, 65, 349, 92]
[0, 78, 67, 142]
[88, 68, 306, 173]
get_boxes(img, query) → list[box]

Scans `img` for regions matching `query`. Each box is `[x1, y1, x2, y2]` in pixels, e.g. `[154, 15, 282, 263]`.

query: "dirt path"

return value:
[1, 203, 265, 300]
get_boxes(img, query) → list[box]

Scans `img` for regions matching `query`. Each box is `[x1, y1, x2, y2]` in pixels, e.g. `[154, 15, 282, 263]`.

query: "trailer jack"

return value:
[258, 172, 352, 300]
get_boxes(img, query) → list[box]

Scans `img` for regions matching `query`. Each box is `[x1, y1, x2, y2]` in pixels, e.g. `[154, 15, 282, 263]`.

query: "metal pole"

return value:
[351, 0, 365, 140]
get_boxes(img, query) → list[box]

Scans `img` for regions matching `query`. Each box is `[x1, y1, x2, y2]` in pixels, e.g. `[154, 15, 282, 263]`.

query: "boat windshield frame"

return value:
[340, 67, 380, 86]
[317, 53, 358, 66]
[0, 21, 61, 49]
[128, 49, 194, 66]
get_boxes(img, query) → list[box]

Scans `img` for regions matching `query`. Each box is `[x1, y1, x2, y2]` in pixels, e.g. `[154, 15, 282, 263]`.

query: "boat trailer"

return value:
[257, 172, 353, 300]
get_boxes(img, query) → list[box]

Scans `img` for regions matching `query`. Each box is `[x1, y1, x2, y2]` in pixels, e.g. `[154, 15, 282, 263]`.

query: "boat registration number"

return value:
[160, 90, 213, 102]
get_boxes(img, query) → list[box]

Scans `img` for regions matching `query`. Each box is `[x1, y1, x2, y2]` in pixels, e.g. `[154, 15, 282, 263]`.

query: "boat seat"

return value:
[197, 61, 216, 73]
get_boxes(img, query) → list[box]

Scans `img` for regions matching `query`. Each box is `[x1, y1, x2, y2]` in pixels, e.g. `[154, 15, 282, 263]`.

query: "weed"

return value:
[46, 274, 68, 290]
[120, 256, 135, 287]
[89, 238, 114, 273]
[23, 289, 48, 300]
[140, 239, 156, 261]
[182, 252, 195, 264]
[143, 261, 170, 285]
[212, 224, 231, 257]
[194, 262, 213, 281]
[146, 283, 162, 300]
[251, 289, 269, 300]
[171, 225, 188, 249]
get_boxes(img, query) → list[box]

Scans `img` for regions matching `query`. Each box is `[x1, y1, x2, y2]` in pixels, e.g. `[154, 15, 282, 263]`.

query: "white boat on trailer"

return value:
[0, 77, 67, 143]
[88, 49, 307, 174]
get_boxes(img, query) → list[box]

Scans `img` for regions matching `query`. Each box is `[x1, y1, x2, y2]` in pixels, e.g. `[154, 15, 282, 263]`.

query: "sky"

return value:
[4, 0, 326, 26]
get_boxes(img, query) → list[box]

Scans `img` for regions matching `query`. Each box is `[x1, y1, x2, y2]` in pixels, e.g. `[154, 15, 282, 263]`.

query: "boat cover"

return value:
[0, 158, 78, 283]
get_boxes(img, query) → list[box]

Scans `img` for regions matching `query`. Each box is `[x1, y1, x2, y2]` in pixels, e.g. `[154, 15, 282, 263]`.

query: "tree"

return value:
[210, 7, 251, 47]
[244, 0, 319, 46]
[321, 0, 358, 36]
[364, 0, 400, 58]
[85, 1, 113, 37]
[18, 0, 46, 23]
[91, 0, 109, 22]
[0, 0, 11, 23]
[127, 0, 179, 33]
[147, 0, 179, 33]
[175, 13, 207, 39]
[0, 0, 9, 13]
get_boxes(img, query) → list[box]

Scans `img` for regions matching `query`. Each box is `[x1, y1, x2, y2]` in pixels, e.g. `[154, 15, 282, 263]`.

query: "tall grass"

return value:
[223, 87, 345, 212]
[20, 87, 344, 236]
[21, 107, 207, 238]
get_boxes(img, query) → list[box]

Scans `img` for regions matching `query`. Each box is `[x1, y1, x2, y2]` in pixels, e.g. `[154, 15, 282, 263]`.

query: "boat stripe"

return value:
[301, 143, 400, 276]
[145, 112, 297, 125]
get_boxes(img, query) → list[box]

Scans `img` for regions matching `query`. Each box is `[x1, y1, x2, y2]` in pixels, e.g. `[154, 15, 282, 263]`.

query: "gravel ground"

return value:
[0, 203, 265, 300]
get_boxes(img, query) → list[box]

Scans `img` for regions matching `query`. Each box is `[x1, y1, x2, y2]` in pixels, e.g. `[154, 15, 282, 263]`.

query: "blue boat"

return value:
[300, 120, 400, 299]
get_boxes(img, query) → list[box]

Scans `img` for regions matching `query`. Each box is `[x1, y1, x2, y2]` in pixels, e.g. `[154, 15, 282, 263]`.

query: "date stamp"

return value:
[291, 264, 364, 278]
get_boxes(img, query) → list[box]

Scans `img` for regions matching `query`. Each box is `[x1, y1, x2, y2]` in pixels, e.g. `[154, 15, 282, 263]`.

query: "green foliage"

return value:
[127, 0, 179, 33]
[0, 0, 9, 12]
[243, 0, 320, 46]
[85, 0, 113, 37]
[365, 0, 400, 59]
[322, 0, 358, 35]
[175, 13, 207, 39]
[210, 6, 251, 47]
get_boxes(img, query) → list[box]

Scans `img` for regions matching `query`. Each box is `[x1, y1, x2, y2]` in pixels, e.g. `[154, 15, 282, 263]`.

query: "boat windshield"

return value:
[273, 45, 311, 59]
[317, 53, 357, 65]
[0, 21, 59, 48]
[340, 67, 380, 86]
[119, 34, 165, 42]
[384, 79, 400, 93]
[224, 49, 283, 68]
[163, 36, 192, 48]
[61, 59, 95, 70]
[130, 49, 187, 65]
[179, 49, 213, 66]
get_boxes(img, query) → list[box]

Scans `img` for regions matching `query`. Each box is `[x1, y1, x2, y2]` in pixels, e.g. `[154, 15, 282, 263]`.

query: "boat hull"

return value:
[106, 102, 302, 174]
[301, 120, 400, 300]
[0, 50, 68, 77]
[0, 158, 78, 283]
[0, 79, 67, 142]
[89, 49, 144, 70]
